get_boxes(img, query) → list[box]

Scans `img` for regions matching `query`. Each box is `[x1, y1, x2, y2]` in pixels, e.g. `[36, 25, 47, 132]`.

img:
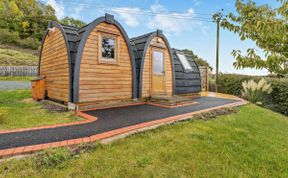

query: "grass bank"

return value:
[0, 104, 287, 177]
[0, 90, 81, 130]
[0, 44, 38, 66]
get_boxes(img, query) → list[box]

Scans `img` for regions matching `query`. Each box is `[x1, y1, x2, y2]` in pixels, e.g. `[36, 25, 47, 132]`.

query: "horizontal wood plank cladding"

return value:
[40, 27, 69, 102]
[141, 37, 173, 97]
[78, 22, 133, 103]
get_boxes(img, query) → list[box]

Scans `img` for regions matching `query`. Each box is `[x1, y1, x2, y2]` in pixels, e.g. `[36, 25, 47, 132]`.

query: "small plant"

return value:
[241, 78, 272, 103]
[35, 148, 70, 169]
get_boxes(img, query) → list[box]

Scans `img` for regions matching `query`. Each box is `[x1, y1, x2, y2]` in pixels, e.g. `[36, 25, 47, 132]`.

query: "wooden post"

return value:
[215, 19, 220, 93]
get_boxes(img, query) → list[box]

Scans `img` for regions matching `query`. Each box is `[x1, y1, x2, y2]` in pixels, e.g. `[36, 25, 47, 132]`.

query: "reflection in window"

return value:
[177, 53, 192, 70]
[153, 51, 164, 75]
[102, 37, 115, 60]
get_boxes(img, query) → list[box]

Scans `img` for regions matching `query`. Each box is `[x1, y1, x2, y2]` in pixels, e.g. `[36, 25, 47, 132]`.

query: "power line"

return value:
[52, 0, 214, 16]
[42, 0, 214, 22]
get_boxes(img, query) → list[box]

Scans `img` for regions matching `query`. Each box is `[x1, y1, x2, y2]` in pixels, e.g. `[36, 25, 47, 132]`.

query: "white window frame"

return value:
[98, 32, 119, 65]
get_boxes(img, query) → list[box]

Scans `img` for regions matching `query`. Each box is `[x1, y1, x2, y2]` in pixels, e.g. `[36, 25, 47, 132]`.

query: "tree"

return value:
[60, 17, 86, 28]
[218, 0, 288, 77]
[183, 49, 213, 70]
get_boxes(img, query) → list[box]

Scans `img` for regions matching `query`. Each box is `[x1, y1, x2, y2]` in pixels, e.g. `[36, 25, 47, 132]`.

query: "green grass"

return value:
[0, 90, 81, 130]
[0, 44, 38, 66]
[0, 76, 36, 81]
[1, 104, 287, 177]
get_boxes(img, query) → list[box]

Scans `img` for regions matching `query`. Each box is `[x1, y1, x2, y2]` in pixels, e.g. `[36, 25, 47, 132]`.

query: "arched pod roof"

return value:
[38, 21, 77, 102]
[130, 30, 176, 97]
[73, 14, 137, 103]
[172, 49, 201, 94]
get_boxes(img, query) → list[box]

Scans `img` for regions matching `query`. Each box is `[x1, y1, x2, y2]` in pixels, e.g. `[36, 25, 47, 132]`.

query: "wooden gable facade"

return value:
[130, 30, 175, 98]
[39, 14, 137, 104]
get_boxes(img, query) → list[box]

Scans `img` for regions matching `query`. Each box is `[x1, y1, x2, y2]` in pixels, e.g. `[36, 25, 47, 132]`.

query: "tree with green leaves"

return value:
[183, 49, 213, 70]
[61, 17, 86, 28]
[217, 0, 288, 77]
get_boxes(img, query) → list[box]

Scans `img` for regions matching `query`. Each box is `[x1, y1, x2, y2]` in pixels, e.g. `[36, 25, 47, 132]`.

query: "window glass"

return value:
[102, 37, 115, 59]
[177, 53, 192, 70]
[153, 51, 164, 75]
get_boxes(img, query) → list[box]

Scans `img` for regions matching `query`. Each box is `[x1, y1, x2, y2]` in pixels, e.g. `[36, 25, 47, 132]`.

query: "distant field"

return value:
[0, 44, 38, 66]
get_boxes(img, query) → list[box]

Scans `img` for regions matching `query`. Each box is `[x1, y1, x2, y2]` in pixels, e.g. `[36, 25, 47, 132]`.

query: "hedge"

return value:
[215, 74, 288, 116]
[266, 79, 288, 116]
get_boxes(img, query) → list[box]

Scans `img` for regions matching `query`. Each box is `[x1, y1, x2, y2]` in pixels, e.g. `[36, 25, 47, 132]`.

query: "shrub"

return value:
[0, 28, 40, 49]
[16, 37, 40, 50]
[217, 74, 260, 96]
[265, 79, 288, 115]
[216, 74, 288, 116]
[241, 78, 272, 103]
[0, 29, 19, 44]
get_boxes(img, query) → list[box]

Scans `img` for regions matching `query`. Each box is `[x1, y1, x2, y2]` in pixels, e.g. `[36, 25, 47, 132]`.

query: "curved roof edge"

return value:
[38, 21, 73, 102]
[172, 48, 202, 94]
[130, 30, 176, 97]
[73, 13, 137, 103]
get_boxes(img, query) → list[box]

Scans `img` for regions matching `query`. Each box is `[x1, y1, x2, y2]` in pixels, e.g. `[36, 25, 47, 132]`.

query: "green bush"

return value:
[217, 74, 259, 96]
[216, 74, 288, 116]
[0, 28, 40, 49]
[241, 78, 272, 103]
[0, 29, 19, 44]
[16, 37, 40, 50]
[265, 79, 288, 115]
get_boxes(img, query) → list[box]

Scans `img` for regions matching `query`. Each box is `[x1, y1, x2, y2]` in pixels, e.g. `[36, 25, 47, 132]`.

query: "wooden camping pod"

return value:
[73, 14, 137, 103]
[39, 14, 137, 104]
[172, 49, 201, 94]
[130, 30, 175, 98]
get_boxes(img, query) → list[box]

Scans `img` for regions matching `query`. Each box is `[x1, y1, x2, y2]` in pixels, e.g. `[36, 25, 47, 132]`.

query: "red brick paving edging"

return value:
[0, 102, 147, 135]
[0, 99, 247, 158]
[0, 112, 97, 135]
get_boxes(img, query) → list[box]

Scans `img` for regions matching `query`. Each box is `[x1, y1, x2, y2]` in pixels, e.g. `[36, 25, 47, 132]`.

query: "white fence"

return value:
[0, 66, 38, 76]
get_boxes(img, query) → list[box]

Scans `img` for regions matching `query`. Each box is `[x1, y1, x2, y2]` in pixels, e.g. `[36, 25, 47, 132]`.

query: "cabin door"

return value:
[151, 49, 166, 95]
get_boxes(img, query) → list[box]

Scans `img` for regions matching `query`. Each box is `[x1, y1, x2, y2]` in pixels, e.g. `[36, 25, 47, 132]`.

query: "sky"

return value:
[43, 0, 280, 75]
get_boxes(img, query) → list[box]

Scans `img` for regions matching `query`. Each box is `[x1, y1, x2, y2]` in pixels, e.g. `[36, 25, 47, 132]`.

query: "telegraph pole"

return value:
[215, 18, 220, 92]
[214, 10, 223, 93]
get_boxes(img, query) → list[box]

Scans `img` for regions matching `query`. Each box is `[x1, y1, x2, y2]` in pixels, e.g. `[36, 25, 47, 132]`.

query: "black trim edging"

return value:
[138, 30, 176, 98]
[38, 21, 73, 102]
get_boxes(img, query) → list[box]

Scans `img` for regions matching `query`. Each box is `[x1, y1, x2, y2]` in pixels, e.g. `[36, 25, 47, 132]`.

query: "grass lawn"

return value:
[0, 76, 36, 81]
[0, 90, 81, 130]
[0, 104, 287, 177]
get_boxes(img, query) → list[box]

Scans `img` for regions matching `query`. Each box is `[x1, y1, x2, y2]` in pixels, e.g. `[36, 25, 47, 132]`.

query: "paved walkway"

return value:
[0, 81, 31, 90]
[0, 97, 242, 152]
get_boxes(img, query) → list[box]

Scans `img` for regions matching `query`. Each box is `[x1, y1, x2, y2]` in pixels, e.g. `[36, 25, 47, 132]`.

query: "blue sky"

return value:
[43, 0, 279, 75]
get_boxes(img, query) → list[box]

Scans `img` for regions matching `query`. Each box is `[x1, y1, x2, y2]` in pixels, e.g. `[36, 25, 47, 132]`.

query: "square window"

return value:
[101, 37, 115, 60]
[98, 32, 119, 65]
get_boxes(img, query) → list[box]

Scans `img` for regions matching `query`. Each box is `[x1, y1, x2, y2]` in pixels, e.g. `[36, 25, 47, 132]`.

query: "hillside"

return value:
[0, 44, 38, 66]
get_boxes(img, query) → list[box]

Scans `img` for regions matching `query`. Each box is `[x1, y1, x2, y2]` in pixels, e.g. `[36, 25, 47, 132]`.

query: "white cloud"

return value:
[110, 3, 210, 36]
[46, 0, 65, 19]
[110, 7, 143, 27]
[70, 4, 85, 19]
[147, 5, 196, 35]
[192, 0, 201, 6]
